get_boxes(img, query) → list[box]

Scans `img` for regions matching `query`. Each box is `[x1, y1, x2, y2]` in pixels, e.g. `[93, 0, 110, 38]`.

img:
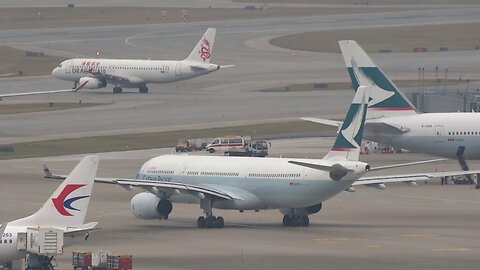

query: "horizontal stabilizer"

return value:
[301, 117, 342, 128]
[289, 160, 353, 181]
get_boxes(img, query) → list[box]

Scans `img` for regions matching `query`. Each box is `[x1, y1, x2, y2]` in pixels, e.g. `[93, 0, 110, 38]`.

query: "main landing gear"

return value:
[197, 197, 224, 229]
[139, 85, 149, 93]
[113, 86, 123, 94]
[197, 215, 224, 228]
[282, 215, 310, 227]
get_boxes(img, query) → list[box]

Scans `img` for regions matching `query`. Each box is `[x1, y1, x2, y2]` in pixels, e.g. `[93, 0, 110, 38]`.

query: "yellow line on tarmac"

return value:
[432, 248, 469, 252]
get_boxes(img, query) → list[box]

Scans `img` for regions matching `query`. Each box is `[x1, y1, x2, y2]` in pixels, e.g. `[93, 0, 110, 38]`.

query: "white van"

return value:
[206, 136, 246, 153]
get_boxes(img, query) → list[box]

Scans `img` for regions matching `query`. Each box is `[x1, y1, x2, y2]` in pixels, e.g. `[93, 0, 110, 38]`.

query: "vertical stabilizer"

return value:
[185, 28, 216, 63]
[324, 86, 369, 161]
[339, 40, 417, 119]
[10, 156, 99, 228]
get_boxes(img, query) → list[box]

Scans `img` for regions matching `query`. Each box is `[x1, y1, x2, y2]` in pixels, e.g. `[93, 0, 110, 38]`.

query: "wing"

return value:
[353, 169, 480, 186]
[88, 70, 144, 85]
[0, 81, 87, 99]
[365, 122, 409, 134]
[44, 165, 232, 201]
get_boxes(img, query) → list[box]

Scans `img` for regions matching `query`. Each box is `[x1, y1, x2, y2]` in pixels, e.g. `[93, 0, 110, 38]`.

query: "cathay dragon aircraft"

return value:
[52, 28, 232, 93]
[1, 156, 99, 265]
[45, 88, 478, 229]
[304, 40, 480, 169]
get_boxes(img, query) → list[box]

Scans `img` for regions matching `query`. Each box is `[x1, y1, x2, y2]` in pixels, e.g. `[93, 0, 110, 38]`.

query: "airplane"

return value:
[0, 155, 99, 265]
[304, 40, 480, 168]
[44, 87, 479, 229]
[51, 28, 232, 94]
[0, 80, 87, 100]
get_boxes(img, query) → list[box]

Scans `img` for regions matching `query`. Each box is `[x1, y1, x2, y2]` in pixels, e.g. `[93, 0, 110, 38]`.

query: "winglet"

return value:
[185, 28, 216, 63]
[11, 156, 99, 228]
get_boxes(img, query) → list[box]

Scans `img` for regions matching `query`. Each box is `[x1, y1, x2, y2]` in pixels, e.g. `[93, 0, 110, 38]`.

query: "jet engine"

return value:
[78, 77, 107, 89]
[130, 192, 173, 219]
[279, 203, 322, 216]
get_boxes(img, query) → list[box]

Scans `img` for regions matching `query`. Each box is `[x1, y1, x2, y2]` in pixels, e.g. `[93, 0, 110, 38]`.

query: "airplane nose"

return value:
[52, 67, 58, 77]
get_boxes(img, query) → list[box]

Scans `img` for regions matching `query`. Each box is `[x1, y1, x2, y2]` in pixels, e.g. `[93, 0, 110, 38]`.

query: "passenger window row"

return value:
[448, 131, 480, 135]
[248, 173, 301, 178]
[146, 170, 174, 175]
[200, 172, 240, 177]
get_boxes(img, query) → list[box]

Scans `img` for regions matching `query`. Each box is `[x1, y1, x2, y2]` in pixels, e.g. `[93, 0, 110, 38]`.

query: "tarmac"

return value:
[1, 137, 479, 270]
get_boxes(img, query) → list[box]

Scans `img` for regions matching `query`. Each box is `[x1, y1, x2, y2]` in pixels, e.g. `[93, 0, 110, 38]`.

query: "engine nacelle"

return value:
[279, 203, 322, 216]
[130, 192, 173, 219]
[78, 77, 106, 89]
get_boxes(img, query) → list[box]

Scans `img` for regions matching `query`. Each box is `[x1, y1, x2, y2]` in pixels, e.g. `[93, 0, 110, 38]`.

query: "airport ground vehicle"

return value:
[205, 136, 246, 153]
[72, 251, 132, 270]
[175, 139, 199, 152]
[224, 140, 269, 157]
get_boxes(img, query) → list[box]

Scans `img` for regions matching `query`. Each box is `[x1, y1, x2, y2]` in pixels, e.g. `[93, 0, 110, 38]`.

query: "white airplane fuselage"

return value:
[136, 155, 367, 210]
[366, 112, 480, 159]
[52, 58, 220, 87]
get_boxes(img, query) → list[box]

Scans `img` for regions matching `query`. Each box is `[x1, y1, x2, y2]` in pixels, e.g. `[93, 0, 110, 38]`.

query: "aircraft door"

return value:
[175, 62, 182, 76]
[434, 125, 445, 136]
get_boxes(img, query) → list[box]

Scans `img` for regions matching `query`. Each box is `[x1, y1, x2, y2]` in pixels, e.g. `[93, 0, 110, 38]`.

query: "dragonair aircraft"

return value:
[52, 28, 232, 94]
[304, 40, 480, 162]
[45, 88, 478, 229]
[0, 156, 99, 264]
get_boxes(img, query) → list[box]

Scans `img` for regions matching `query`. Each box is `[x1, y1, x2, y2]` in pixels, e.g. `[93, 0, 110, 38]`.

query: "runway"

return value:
[0, 7, 479, 143]
[1, 137, 479, 270]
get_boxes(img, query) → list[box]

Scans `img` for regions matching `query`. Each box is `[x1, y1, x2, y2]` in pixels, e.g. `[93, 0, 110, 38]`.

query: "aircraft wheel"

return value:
[301, 216, 310, 227]
[216, 216, 224, 228]
[113, 87, 123, 94]
[139, 86, 149, 93]
[208, 148, 215, 153]
[197, 216, 206, 228]
[282, 215, 291, 227]
[205, 215, 216, 228]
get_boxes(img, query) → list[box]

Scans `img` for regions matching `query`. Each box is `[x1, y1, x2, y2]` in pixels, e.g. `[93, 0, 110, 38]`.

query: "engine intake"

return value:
[130, 192, 173, 219]
[78, 77, 107, 89]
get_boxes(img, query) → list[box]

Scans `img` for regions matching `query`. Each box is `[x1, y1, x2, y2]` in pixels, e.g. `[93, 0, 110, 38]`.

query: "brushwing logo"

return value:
[199, 38, 211, 62]
[52, 184, 90, 216]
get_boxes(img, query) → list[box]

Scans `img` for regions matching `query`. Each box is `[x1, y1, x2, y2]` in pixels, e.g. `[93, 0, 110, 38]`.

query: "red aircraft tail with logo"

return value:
[9, 155, 99, 228]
